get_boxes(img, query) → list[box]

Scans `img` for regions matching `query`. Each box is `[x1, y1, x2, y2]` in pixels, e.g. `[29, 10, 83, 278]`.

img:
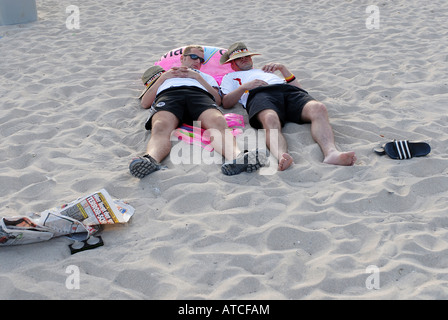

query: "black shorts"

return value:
[144, 86, 219, 130]
[246, 84, 315, 129]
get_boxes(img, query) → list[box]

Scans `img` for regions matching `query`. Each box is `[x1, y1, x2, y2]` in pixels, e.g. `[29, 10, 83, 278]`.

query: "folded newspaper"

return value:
[0, 189, 134, 246]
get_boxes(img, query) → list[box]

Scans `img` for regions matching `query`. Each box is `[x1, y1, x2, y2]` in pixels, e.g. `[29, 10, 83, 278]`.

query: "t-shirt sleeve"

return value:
[220, 74, 237, 95]
[201, 71, 219, 88]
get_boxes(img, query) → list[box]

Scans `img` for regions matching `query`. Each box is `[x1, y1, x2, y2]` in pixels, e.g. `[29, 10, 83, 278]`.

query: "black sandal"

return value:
[221, 149, 267, 176]
[374, 140, 431, 160]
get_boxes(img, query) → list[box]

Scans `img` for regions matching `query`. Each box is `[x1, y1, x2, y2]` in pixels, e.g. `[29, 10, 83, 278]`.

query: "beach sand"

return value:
[1, 0, 448, 299]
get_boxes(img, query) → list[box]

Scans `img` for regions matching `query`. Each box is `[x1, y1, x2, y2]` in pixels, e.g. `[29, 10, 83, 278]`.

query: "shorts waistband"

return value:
[249, 83, 309, 95]
[156, 86, 215, 101]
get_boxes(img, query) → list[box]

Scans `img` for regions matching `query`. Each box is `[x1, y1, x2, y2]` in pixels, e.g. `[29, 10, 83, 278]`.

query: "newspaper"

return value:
[0, 189, 134, 246]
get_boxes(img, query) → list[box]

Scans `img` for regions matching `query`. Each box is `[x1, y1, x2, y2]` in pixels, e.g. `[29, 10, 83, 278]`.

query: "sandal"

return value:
[221, 149, 267, 176]
[374, 140, 431, 160]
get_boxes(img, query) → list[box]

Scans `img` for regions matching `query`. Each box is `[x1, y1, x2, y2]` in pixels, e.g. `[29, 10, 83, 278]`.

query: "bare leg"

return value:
[129, 111, 178, 179]
[146, 111, 179, 163]
[257, 109, 294, 171]
[198, 108, 240, 161]
[301, 101, 356, 166]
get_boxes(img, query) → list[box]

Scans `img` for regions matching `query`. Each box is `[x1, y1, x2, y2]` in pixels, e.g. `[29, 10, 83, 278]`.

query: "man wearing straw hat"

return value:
[220, 42, 356, 171]
[130, 45, 266, 178]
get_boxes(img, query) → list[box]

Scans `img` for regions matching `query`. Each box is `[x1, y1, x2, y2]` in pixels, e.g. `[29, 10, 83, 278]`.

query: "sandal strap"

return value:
[394, 140, 411, 159]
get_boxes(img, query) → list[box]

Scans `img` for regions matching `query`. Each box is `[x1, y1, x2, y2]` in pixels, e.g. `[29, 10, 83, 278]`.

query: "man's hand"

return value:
[262, 62, 287, 74]
[164, 66, 200, 80]
[243, 79, 269, 91]
[261, 62, 301, 88]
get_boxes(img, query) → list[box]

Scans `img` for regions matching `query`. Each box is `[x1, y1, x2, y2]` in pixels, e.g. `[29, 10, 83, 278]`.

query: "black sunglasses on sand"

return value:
[185, 54, 205, 64]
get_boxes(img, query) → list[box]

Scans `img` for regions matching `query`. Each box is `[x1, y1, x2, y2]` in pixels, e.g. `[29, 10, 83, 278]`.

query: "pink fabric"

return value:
[173, 114, 245, 151]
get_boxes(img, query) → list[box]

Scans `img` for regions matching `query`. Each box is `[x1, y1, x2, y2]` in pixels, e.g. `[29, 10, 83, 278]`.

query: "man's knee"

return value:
[304, 101, 328, 121]
[200, 110, 228, 130]
[151, 116, 177, 136]
[258, 110, 281, 129]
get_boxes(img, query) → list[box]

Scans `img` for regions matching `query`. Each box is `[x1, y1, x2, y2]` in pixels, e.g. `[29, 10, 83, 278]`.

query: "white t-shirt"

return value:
[220, 69, 285, 107]
[157, 69, 218, 96]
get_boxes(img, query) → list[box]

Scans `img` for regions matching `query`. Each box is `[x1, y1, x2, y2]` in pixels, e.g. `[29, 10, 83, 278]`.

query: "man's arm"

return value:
[262, 63, 302, 88]
[187, 69, 222, 105]
[221, 85, 247, 109]
[221, 79, 269, 109]
[141, 70, 174, 109]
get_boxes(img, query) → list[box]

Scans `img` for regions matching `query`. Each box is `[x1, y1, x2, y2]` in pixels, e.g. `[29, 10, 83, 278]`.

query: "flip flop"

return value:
[374, 140, 431, 160]
[129, 155, 161, 178]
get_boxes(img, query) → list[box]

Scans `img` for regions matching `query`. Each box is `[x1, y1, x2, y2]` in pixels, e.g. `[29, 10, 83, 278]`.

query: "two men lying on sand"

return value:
[130, 43, 356, 179]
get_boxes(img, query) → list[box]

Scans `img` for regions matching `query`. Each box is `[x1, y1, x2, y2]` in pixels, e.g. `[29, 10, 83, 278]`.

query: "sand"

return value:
[0, 0, 448, 300]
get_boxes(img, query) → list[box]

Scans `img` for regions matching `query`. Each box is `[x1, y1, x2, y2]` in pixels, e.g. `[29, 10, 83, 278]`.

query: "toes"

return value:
[278, 153, 294, 171]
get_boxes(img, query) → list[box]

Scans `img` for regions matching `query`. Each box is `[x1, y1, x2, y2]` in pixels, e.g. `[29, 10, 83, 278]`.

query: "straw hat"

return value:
[138, 65, 165, 99]
[220, 42, 261, 64]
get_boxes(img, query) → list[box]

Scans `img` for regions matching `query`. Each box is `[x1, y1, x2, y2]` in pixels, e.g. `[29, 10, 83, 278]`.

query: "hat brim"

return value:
[138, 70, 164, 99]
[138, 85, 151, 99]
[221, 52, 261, 64]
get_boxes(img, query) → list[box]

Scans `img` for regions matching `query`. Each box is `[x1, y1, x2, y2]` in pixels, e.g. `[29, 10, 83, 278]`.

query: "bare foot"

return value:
[278, 153, 294, 171]
[323, 150, 356, 166]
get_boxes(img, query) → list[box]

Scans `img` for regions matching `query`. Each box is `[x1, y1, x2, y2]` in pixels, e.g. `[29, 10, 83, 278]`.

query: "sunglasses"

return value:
[185, 54, 205, 64]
